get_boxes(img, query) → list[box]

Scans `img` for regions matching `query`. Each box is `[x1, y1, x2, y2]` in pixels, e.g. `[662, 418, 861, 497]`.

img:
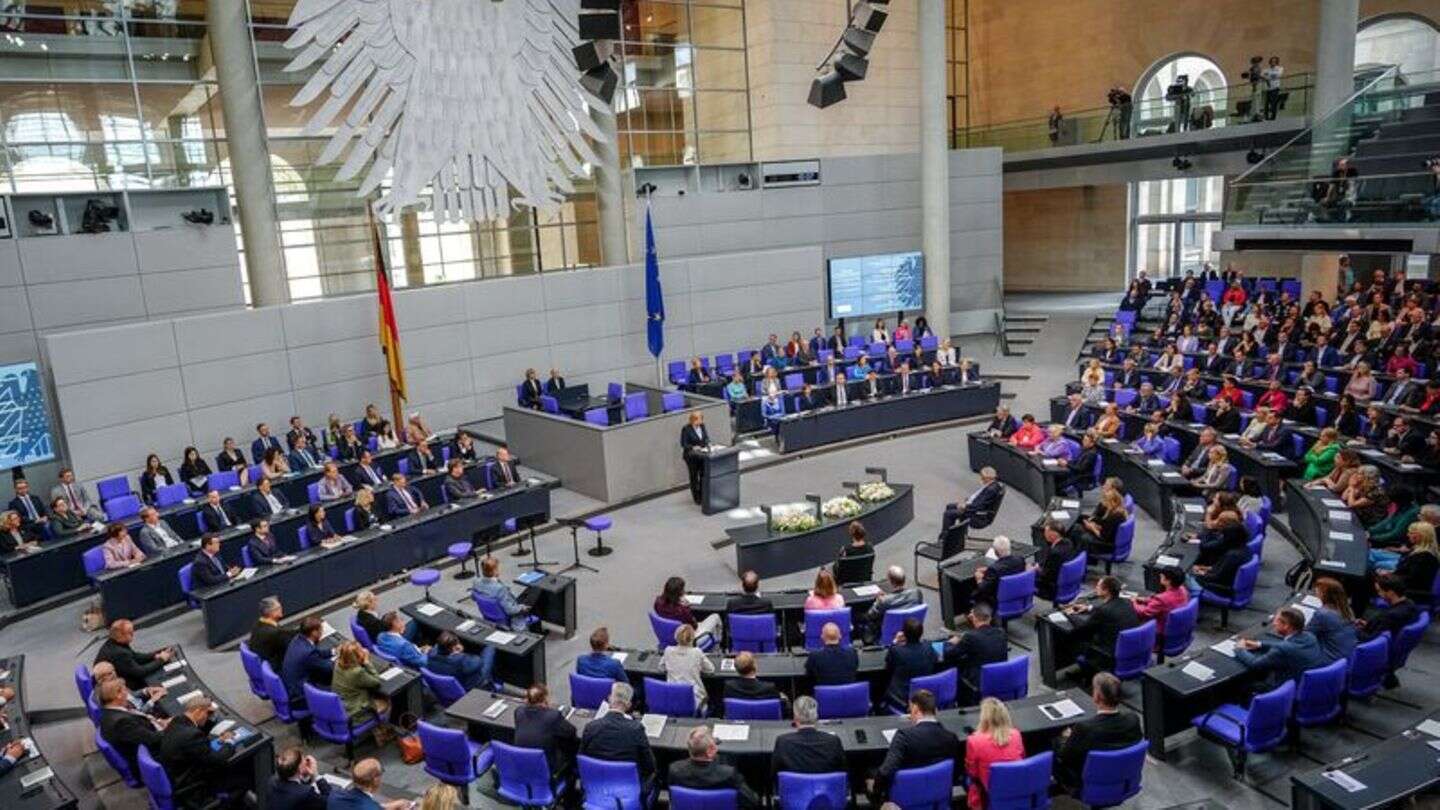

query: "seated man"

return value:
[97, 678, 167, 775]
[96, 619, 174, 690]
[1053, 672, 1143, 794]
[724, 570, 773, 615]
[969, 536, 1026, 615]
[1062, 576, 1141, 674]
[873, 690, 961, 803]
[315, 463, 354, 501]
[375, 611, 430, 669]
[199, 490, 240, 532]
[579, 682, 657, 792]
[349, 450, 387, 489]
[51, 467, 106, 522]
[575, 627, 627, 681]
[267, 746, 331, 810]
[383, 473, 428, 516]
[941, 467, 1003, 535]
[442, 459, 478, 502]
[668, 726, 760, 809]
[287, 435, 325, 472]
[942, 603, 1009, 706]
[1057, 432, 1100, 497]
[471, 555, 535, 630]
[191, 534, 238, 588]
[248, 596, 295, 671]
[326, 759, 411, 810]
[157, 696, 238, 807]
[424, 630, 496, 691]
[248, 477, 291, 518]
[8, 479, 48, 539]
[864, 566, 922, 643]
[722, 651, 783, 705]
[247, 519, 284, 566]
[804, 622, 859, 685]
[280, 617, 333, 707]
[1034, 520, 1078, 602]
[1234, 606, 1323, 693]
[514, 684, 579, 779]
[773, 696, 846, 776]
[883, 618, 938, 711]
[1358, 572, 1422, 644]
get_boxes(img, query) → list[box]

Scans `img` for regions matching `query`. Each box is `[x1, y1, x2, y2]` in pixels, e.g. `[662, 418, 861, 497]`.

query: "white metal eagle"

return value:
[284, 0, 609, 223]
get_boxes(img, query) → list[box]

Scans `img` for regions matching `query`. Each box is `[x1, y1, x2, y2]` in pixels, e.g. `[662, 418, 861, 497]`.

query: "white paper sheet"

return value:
[1327, 510, 1351, 521]
[1183, 504, 1204, 514]
[642, 714, 667, 739]
[175, 689, 204, 705]
[379, 667, 405, 681]
[852, 585, 882, 597]
[1329, 531, 1354, 541]
[609, 652, 628, 664]
[1043, 699, 1084, 719]
[1321, 770, 1367, 793]
[1061, 500, 1081, 509]
[456, 620, 477, 634]
[1321, 498, 1346, 508]
[210, 720, 236, 737]
[1181, 661, 1215, 681]
[415, 603, 444, 616]
[482, 700, 509, 719]
[1050, 510, 1072, 521]
[712, 724, 750, 741]
[682, 594, 705, 606]
[486, 631, 517, 644]
[1155, 554, 1180, 566]
[1210, 640, 1237, 657]
[161, 675, 187, 688]
[20, 767, 53, 788]
[1415, 718, 1440, 738]
[882, 728, 897, 743]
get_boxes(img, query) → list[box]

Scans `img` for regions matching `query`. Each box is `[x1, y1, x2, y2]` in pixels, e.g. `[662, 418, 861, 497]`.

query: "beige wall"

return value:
[1003, 185, 1128, 292]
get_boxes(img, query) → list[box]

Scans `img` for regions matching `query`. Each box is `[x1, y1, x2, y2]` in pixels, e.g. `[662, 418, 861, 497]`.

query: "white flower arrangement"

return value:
[855, 481, 895, 502]
[773, 511, 820, 533]
[822, 496, 862, 520]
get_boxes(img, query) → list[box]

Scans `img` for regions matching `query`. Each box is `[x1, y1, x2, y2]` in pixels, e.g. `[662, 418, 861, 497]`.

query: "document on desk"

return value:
[1181, 661, 1215, 682]
[1060, 499, 1080, 509]
[1401, 463, 1424, 471]
[1262, 452, 1287, 462]
[1155, 554, 1180, 566]
[712, 724, 750, 742]
[1210, 640, 1237, 657]
[1294, 604, 1316, 622]
[642, 714, 667, 739]
[486, 631, 517, 645]
[1329, 531, 1354, 542]
[1321, 770, 1367, 793]
[176, 689, 205, 705]
[320, 621, 337, 638]
[210, 720, 236, 737]
[236, 567, 257, 580]
[1162, 472, 1185, 480]
[720, 658, 736, 672]
[1319, 559, 1347, 570]
[1041, 459, 1060, 467]
[1222, 434, 1241, 440]
[882, 728, 897, 743]
[1327, 510, 1351, 522]
[1046, 611, 1070, 626]
[416, 603, 444, 617]
[163, 660, 186, 673]
[320, 775, 353, 790]
[1146, 459, 1164, 467]
[456, 620, 477, 634]
[1183, 504, 1205, 514]
[20, 767, 53, 789]
[984, 548, 998, 561]
[379, 667, 405, 681]
[852, 585, 882, 597]
[1039, 699, 1084, 721]
[682, 594, 705, 606]
[1301, 594, 1323, 608]
[1050, 510, 1071, 521]
[482, 700, 509, 719]
[609, 652, 628, 664]
[161, 674, 188, 688]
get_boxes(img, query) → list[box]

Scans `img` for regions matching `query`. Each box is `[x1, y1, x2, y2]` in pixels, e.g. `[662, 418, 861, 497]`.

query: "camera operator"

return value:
[1048, 106, 1064, 145]
[1242, 56, 1264, 121]
[1262, 56, 1285, 120]
[1107, 87, 1133, 139]
[1165, 76, 1193, 132]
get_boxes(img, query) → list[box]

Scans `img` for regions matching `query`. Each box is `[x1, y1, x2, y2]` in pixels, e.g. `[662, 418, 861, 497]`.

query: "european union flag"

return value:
[645, 203, 665, 358]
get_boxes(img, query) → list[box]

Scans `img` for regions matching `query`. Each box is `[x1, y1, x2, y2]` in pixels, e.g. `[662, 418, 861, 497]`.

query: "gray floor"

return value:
[8, 293, 1440, 809]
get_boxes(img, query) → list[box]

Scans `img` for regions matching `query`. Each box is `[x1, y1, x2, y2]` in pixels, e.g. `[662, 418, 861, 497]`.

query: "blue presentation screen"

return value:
[827, 252, 925, 320]
[0, 362, 56, 470]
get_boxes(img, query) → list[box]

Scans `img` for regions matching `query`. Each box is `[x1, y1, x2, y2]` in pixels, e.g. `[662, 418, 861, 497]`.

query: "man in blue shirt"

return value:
[375, 611, 430, 669]
[424, 631, 495, 691]
[471, 556, 533, 630]
[326, 758, 410, 810]
[576, 627, 627, 681]
[1236, 607, 1323, 693]
[281, 618, 333, 707]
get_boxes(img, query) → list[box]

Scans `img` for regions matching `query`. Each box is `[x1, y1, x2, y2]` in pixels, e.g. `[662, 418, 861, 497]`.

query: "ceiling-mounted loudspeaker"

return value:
[580, 0, 620, 9]
[841, 26, 876, 56]
[808, 72, 847, 109]
[578, 12, 621, 41]
[834, 52, 868, 82]
[854, 3, 887, 33]
[581, 63, 619, 103]
[574, 40, 613, 73]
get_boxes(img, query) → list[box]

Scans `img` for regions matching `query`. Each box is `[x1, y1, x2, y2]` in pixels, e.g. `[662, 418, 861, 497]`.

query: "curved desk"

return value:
[400, 599, 549, 689]
[1094, 437, 1195, 529]
[1285, 481, 1369, 579]
[683, 584, 887, 650]
[937, 542, 1038, 627]
[727, 485, 914, 578]
[967, 433, 1065, 507]
[0, 656, 77, 810]
[775, 382, 1000, 454]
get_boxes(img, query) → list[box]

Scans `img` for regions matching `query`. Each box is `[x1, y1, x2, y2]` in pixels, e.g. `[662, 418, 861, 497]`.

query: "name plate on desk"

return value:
[1060, 500, 1080, 509]
[486, 631, 517, 644]
[456, 620, 477, 634]
[482, 700, 509, 719]
[1183, 504, 1204, 514]
[1329, 531, 1354, 541]
[379, 668, 405, 681]
[1155, 555, 1180, 566]
[1321, 498, 1346, 508]
[1319, 559, 1348, 570]
[1050, 510, 1071, 521]
[1041, 459, 1060, 467]
[642, 714, 666, 739]
[1162, 472, 1184, 480]
[20, 767, 53, 789]
[1327, 511, 1351, 522]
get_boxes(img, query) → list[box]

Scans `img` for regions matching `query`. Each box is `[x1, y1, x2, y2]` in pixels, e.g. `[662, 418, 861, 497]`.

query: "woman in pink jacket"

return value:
[965, 698, 1025, 809]
[1132, 566, 1189, 642]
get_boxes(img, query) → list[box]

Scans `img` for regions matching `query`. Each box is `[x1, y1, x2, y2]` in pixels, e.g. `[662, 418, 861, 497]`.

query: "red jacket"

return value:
[1133, 585, 1190, 637]
[1010, 422, 1045, 450]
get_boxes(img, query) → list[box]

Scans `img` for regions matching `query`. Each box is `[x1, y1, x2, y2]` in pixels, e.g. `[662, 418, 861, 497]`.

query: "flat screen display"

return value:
[827, 251, 924, 320]
[0, 362, 56, 470]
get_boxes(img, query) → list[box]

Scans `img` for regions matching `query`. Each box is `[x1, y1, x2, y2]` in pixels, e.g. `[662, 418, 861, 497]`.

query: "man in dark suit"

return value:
[1034, 520, 1078, 602]
[95, 619, 173, 690]
[942, 467, 1004, 534]
[969, 536, 1026, 615]
[772, 696, 846, 776]
[1249, 409, 1289, 452]
[668, 726, 760, 808]
[545, 369, 567, 395]
[267, 746, 332, 810]
[1180, 428, 1218, 479]
[1064, 576, 1141, 674]
[680, 411, 712, 505]
[248, 597, 294, 671]
[7, 479, 47, 539]
[442, 460, 477, 502]
[199, 489, 240, 532]
[722, 652, 783, 706]
[1198, 345, 1228, 376]
[425, 631, 496, 691]
[1311, 335, 1340, 368]
[287, 435, 325, 472]
[489, 446, 521, 488]
[280, 617, 333, 706]
[248, 477, 290, 518]
[942, 603, 1009, 706]
[986, 406, 1020, 439]
[1113, 359, 1141, 391]
[873, 690, 961, 802]
[724, 571, 773, 615]
[1054, 672, 1143, 793]
[1235, 606, 1323, 693]
[383, 473, 427, 517]
[285, 417, 320, 453]
[520, 369, 544, 408]
[158, 696, 237, 804]
[579, 682, 656, 792]
[1208, 397, 1242, 434]
[1059, 393, 1092, 431]
[794, 383, 822, 412]
[327, 759, 408, 810]
[252, 422, 284, 464]
[1131, 382, 1163, 415]
[883, 618, 938, 710]
[349, 450, 387, 489]
[1383, 369, 1420, 408]
[804, 622, 859, 685]
[191, 534, 237, 588]
[1383, 416, 1427, 459]
[513, 684, 579, 778]
[1358, 573, 1422, 643]
[1059, 432, 1100, 497]
[97, 678, 167, 774]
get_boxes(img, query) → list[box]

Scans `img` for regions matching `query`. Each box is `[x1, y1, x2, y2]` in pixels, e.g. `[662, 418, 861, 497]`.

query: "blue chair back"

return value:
[1243, 681, 1296, 752]
[207, 471, 240, 492]
[1114, 620, 1156, 680]
[1391, 610, 1430, 670]
[996, 569, 1036, 622]
[880, 603, 928, 645]
[238, 642, 269, 699]
[83, 547, 106, 583]
[349, 617, 374, 650]
[1161, 598, 1199, 657]
[979, 655, 1029, 701]
[306, 482, 322, 504]
[105, 494, 142, 522]
[842, 346, 861, 361]
[240, 545, 255, 568]
[889, 759, 953, 810]
[668, 360, 687, 384]
[715, 354, 735, 373]
[909, 668, 957, 709]
[585, 408, 610, 426]
[867, 341, 886, 358]
[1347, 635, 1389, 698]
[418, 720, 492, 787]
[261, 661, 309, 723]
[1055, 551, 1088, 604]
[177, 563, 196, 608]
[74, 663, 95, 705]
[297, 525, 313, 550]
[492, 740, 561, 807]
[987, 751, 1053, 809]
[643, 677, 697, 716]
[1114, 388, 1136, 408]
[815, 683, 870, 719]
[1295, 657, 1348, 727]
[97, 476, 132, 505]
[306, 682, 378, 744]
[624, 392, 649, 421]
[541, 395, 560, 414]
[804, 609, 852, 650]
[662, 392, 685, 413]
[1108, 518, 1135, 563]
[921, 335, 939, 351]
[154, 483, 189, 507]
[1078, 740, 1148, 808]
[247, 463, 266, 483]
[579, 756, 645, 810]
[420, 667, 467, 707]
[724, 698, 782, 720]
[569, 673, 615, 711]
[895, 338, 914, 353]
[95, 728, 142, 788]
[670, 786, 737, 810]
[1244, 510, 1264, 538]
[784, 373, 803, 391]
[648, 611, 684, 649]
[608, 382, 625, 402]
[137, 745, 175, 810]
[397, 458, 411, 477]
[344, 508, 359, 533]
[475, 593, 512, 626]
[777, 771, 847, 810]
[1161, 437, 1181, 464]
[728, 613, 778, 653]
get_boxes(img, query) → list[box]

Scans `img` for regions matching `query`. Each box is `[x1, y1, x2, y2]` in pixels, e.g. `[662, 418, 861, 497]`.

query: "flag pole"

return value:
[367, 204, 406, 433]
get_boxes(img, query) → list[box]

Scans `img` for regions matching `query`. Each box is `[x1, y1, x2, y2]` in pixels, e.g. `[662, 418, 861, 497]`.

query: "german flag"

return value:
[369, 213, 407, 402]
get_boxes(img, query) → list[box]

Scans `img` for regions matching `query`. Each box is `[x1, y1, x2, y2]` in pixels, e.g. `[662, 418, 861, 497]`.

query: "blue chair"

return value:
[1112, 620, 1156, 680]
[670, 786, 736, 810]
[238, 642, 269, 700]
[1114, 388, 1137, 408]
[842, 346, 861, 361]
[662, 392, 685, 413]
[579, 756, 651, 810]
[776, 771, 847, 810]
[1294, 658, 1348, 729]
[995, 569, 1036, 626]
[979, 655, 1029, 701]
[803, 609, 852, 650]
[1078, 740, 1148, 808]
[95, 728, 142, 788]
[297, 525, 314, 551]
[624, 392, 649, 421]
[540, 395, 560, 414]
[815, 682, 870, 719]
[1093, 519, 1133, 574]
[724, 698, 782, 720]
[397, 458, 411, 477]
[1159, 597, 1199, 661]
[418, 721, 493, 803]
[177, 563, 197, 608]
[1191, 403, 1208, 422]
[83, 546, 106, 585]
[349, 617, 374, 650]
[207, 471, 240, 492]
[728, 613, 778, 653]
[668, 360, 687, 385]
[240, 545, 256, 568]
[74, 663, 95, 705]
[1160, 437, 1181, 465]
[306, 683, 378, 765]
[920, 335, 939, 351]
[867, 341, 886, 358]
[306, 482, 322, 504]
[1347, 636, 1389, 699]
[585, 408, 610, 426]
[908, 668, 957, 710]
[643, 677, 698, 716]
[247, 463, 265, 484]
[1198, 555, 1260, 628]
[879, 603, 928, 645]
[137, 745, 178, 810]
[493, 740, 567, 807]
[1192, 680, 1295, 777]
[475, 592, 541, 630]
[96, 476, 133, 505]
[715, 354, 735, 374]
[607, 382, 624, 402]
[1390, 610, 1430, 673]
[420, 668, 467, 708]
[1244, 510, 1265, 539]
[647, 612, 697, 650]
[261, 661, 310, 727]
[784, 373, 803, 391]
[1054, 551, 1087, 605]
[888, 759, 953, 810]
[569, 673, 615, 711]
[154, 483, 189, 507]
[104, 494, 142, 522]
[85, 691, 101, 726]
[987, 751, 1052, 809]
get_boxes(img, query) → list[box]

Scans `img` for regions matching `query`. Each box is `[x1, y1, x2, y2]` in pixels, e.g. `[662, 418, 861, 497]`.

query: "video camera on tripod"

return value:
[1240, 56, 1264, 84]
[1164, 75, 1192, 102]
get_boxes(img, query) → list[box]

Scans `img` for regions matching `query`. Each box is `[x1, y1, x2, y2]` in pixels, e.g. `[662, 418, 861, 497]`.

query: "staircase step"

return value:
[1006, 314, 1049, 323]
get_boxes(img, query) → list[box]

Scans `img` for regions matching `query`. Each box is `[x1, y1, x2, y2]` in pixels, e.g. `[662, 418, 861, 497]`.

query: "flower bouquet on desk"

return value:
[855, 481, 895, 503]
[822, 496, 862, 520]
[772, 510, 820, 533]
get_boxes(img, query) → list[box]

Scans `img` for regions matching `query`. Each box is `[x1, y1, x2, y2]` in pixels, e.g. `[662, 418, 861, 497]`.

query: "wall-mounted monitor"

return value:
[827, 251, 924, 320]
[0, 361, 56, 470]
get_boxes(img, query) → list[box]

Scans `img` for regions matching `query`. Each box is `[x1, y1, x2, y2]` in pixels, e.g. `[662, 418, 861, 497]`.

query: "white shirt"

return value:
[1262, 65, 1284, 90]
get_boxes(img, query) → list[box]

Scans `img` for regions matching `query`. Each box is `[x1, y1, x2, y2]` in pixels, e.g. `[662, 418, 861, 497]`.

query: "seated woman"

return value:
[1343, 466, 1390, 527]
[760, 367, 783, 398]
[1079, 360, 1106, 404]
[178, 446, 213, 496]
[937, 338, 958, 367]
[838, 521, 871, 561]
[335, 425, 366, 462]
[1369, 521, 1440, 597]
[1092, 404, 1121, 440]
[1307, 577, 1357, 665]
[1154, 345, 1184, 374]
[374, 420, 401, 450]
[957, 358, 979, 384]
[138, 453, 175, 505]
[805, 568, 845, 610]
[304, 504, 340, 546]
[1358, 405, 1388, 445]
[1132, 422, 1165, 458]
[1236, 475, 1264, 516]
[353, 590, 416, 642]
[48, 497, 86, 539]
[331, 641, 391, 744]
[1309, 447, 1360, 494]
[1195, 446, 1235, 496]
[261, 446, 291, 480]
[360, 403, 385, 437]
[1132, 566, 1189, 644]
[1239, 406, 1270, 444]
[1367, 488, 1420, 550]
[653, 576, 722, 643]
[660, 624, 715, 713]
[349, 488, 379, 532]
[1070, 488, 1127, 557]
[1303, 428, 1342, 480]
[1009, 414, 1045, 450]
[214, 437, 249, 480]
[965, 699, 1025, 810]
[724, 371, 747, 401]
[1345, 362, 1377, 402]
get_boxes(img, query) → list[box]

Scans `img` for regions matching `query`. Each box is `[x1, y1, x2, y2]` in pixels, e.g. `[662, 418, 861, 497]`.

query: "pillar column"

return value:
[918, 0, 951, 338]
[205, 0, 288, 306]
[1310, 0, 1359, 175]
[592, 107, 629, 266]
[1300, 254, 1343, 303]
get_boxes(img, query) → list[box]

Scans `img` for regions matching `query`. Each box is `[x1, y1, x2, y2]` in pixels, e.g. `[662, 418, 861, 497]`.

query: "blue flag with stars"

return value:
[645, 202, 665, 358]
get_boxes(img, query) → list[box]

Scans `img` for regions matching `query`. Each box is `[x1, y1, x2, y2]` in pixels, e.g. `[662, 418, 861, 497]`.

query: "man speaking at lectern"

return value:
[681, 411, 712, 505]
